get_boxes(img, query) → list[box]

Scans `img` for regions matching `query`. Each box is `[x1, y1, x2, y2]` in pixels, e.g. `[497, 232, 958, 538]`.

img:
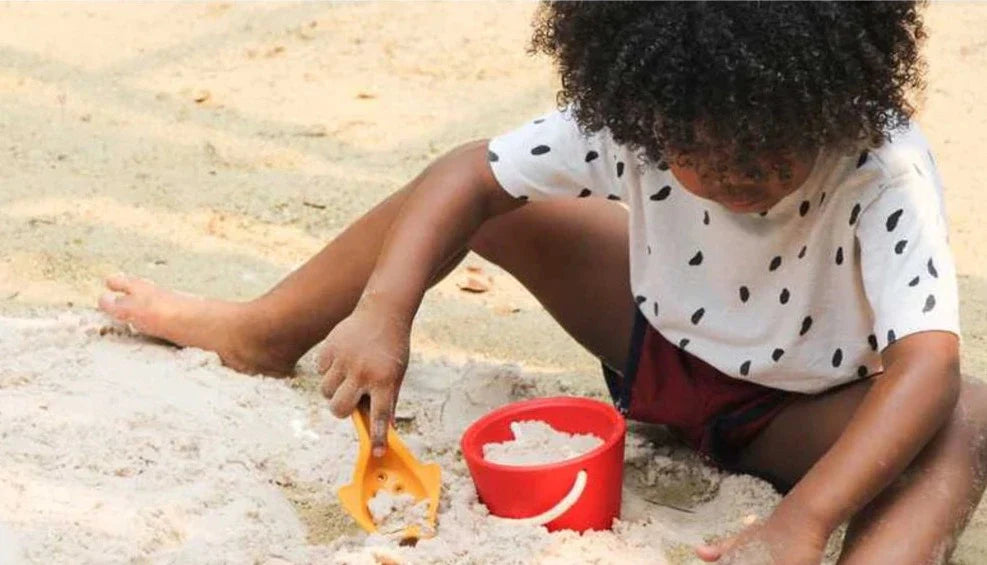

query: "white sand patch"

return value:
[482, 420, 603, 466]
[366, 491, 431, 537]
[0, 312, 801, 564]
[0, 522, 26, 565]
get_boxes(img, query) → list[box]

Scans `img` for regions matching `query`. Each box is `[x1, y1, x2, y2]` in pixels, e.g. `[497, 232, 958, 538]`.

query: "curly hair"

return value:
[530, 1, 926, 174]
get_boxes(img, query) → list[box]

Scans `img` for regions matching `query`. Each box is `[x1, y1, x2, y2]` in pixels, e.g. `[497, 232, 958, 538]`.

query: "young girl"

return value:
[98, 2, 987, 563]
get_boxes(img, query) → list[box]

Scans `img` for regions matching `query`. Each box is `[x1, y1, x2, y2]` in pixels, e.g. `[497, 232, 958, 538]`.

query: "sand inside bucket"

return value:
[482, 420, 604, 466]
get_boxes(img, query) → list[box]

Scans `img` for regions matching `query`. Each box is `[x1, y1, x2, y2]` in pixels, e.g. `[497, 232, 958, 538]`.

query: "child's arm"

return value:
[702, 151, 963, 562]
[319, 140, 524, 454]
[321, 109, 616, 453]
[699, 332, 960, 562]
[779, 330, 960, 534]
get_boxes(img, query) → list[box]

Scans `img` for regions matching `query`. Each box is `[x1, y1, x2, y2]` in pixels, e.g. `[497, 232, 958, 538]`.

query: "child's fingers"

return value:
[316, 346, 334, 374]
[369, 389, 396, 458]
[695, 534, 736, 562]
[319, 360, 345, 400]
[694, 544, 722, 562]
[327, 378, 362, 419]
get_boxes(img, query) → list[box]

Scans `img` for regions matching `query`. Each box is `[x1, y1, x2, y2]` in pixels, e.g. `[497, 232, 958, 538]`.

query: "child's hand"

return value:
[695, 511, 827, 565]
[317, 299, 411, 457]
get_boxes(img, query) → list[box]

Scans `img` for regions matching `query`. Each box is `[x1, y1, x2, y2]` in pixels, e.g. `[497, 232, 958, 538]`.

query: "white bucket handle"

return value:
[494, 470, 588, 527]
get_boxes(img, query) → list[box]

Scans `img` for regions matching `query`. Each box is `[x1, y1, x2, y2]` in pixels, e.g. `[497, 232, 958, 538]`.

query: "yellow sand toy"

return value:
[337, 403, 441, 541]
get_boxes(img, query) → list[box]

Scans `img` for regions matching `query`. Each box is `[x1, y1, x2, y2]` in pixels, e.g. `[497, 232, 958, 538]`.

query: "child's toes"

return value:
[98, 292, 133, 321]
[105, 273, 144, 294]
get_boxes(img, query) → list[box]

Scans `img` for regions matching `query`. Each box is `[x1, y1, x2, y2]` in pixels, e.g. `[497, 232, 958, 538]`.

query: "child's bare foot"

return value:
[97, 274, 297, 376]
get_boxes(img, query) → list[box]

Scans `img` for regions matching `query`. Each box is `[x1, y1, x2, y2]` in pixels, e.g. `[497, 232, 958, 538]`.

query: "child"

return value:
[98, 2, 987, 563]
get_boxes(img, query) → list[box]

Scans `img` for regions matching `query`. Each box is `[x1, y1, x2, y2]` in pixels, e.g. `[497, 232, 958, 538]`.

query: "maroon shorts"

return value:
[604, 309, 803, 469]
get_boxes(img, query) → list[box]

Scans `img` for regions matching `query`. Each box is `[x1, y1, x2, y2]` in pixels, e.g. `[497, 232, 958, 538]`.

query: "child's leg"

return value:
[99, 142, 634, 376]
[735, 378, 987, 563]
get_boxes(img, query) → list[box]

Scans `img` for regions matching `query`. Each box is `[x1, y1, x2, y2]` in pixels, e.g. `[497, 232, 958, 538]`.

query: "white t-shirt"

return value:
[488, 108, 960, 393]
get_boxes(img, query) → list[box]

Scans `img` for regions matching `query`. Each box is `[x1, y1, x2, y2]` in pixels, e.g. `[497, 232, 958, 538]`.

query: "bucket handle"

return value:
[494, 470, 587, 527]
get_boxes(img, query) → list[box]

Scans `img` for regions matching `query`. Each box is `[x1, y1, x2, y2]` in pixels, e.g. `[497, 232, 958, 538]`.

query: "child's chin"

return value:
[721, 200, 769, 214]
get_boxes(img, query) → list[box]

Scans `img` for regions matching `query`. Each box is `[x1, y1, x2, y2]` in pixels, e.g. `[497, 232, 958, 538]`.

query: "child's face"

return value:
[669, 150, 816, 214]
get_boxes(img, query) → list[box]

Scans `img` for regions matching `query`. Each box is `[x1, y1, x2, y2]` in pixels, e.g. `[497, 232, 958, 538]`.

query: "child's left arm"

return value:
[698, 332, 960, 563]
[781, 330, 959, 540]
[701, 153, 964, 562]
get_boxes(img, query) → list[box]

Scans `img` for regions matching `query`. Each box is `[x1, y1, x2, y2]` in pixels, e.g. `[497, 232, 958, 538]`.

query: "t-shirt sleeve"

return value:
[486, 107, 629, 202]
[856, 167, 960, 351]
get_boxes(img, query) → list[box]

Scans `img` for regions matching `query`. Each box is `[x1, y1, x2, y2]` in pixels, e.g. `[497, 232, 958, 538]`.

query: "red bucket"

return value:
[460, 396, 626, 532]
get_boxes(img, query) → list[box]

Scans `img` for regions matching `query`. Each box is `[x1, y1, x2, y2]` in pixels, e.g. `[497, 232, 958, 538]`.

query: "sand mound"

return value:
[0, 312, 797, 564]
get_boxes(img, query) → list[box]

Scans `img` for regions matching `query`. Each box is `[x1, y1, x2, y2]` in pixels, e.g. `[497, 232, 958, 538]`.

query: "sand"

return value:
[1, 2, 986, 564]
[0, 312, 789, 564]
[482, 421, 603, 467]
[366, 492, 430, 537]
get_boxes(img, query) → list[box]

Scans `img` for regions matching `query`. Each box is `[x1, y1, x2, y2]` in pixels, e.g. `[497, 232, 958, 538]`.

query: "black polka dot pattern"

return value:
[887, 329, 897, 344]
[857, 366, 869, 378]
[691, 308, 705, 325]
[886, 209, 903, 232]
[857, 151, 869, 168]
[849, 203, 861, 226]
[533, 118, 545, 124]
[490, 113, 956, 393]
[516, 195, 529, 202]
[651, 185, 672, 201]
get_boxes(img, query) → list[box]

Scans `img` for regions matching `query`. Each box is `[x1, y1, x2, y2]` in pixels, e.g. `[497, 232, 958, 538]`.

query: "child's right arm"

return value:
[318, 140, 525, 455]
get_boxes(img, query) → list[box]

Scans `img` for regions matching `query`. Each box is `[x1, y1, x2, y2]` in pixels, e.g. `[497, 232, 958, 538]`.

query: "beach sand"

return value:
[0, 3, 984, 563]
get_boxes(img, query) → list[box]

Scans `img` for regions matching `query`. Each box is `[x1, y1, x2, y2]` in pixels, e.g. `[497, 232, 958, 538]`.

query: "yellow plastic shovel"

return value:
[337, 403, 441, 541]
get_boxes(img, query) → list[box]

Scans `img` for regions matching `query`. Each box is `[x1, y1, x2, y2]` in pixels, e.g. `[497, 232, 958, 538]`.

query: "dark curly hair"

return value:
[530, 1, 926, 175]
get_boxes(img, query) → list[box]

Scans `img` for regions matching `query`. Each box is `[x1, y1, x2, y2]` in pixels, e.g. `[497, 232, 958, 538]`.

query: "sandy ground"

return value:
[0, 2, 984, 564]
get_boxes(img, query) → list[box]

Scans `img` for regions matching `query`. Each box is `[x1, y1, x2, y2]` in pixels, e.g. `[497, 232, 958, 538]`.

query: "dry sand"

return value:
[0, 2, 985, 564]
[482, 420, 603, 467]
